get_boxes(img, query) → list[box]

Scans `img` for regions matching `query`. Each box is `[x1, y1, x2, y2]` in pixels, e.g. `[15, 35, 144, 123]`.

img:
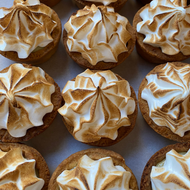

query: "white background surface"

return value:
[1, 0, 188, 188]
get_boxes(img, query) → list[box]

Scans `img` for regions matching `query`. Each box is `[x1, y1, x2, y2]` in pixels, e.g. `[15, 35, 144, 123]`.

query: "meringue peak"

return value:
[59, 69, 135, 143]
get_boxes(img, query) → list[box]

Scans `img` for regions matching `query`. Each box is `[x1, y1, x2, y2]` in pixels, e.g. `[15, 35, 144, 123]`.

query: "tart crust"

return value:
[141, 142, 190, 190]
[62, 72, 138, 146]
[0, 8, 62, 65]
[48, 148, 138, 190]
[133, 5, 190, 64]
[63, 14, 136, 70]
[72, 0, 127, 12]
[0, 64, 62, 143]
[138, 62, 190, 142]
[40, 0, 61, 7]
[0, 142, 50, 190]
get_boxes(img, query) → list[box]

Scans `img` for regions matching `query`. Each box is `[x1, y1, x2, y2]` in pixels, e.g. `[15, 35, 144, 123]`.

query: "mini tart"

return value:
[61, 71, 138, 147]
[40, 0, 61, 7]
[141, 142, 190, 190]
[0, 142, 50, 190]
[138, 62, 190, 142]
[72, 0, 127, 12]
[48, 148, 138, 190]
[0, 64, 62, 143]
[0, 6, 62, 65]
[63, 12, 136, 70]
[133, 5, 190, 64]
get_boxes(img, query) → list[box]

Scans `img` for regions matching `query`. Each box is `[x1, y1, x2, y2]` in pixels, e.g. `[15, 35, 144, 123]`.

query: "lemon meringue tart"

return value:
[141, 142, 190, 190]
[133, 0, 190, 63]
[0, 63, 62, 142]
[40, 0, 61, 7]
[58, 69, 138, 146]
[139, 62, 190, 142]
[72, 0, 127, 12]
[63, 4, 136, 70]
[48, 148, 138, 190]
[0, 0, 62, 65]
[0, 142, 50, 190]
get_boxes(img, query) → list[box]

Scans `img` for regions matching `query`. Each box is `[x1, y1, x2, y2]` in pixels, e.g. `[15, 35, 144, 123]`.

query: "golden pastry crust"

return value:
[141, 142, 190, 190]
[138, 62, 190, 142]
[0, 64, 62, 143]
[40, 0, 61, 7]
[0, 8, 62, 65]
[48, 148, 138, 190]
[133, 5, 190, 64]
[62, 72, 138, 146]
[0, 142, 50, 190]
[72, 0, 127, 12]
[63, 14, 136, 70]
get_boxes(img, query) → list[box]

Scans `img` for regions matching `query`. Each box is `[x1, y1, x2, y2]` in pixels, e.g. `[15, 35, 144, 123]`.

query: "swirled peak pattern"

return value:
[151, 149, 190, 190]
[0, 63, 55, 137]
[58, 69, 135, 143]
[0, 147, 44, 190]
[137, 0, 190, 55]
[0, 0, 57, 58]
[142, 63, 190, 137]
[57, 155, 132, 190]
[64, 4, 131, 65]
[83, 0, 117, 6]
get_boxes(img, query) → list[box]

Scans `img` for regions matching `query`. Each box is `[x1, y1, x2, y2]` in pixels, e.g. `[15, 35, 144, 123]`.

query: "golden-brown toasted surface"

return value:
[40, 0, 61, 7]
[72, 0, 127, 12]
[140, 142, 190, 190]
[63, 15, 136, 70]
[0, 142, 50, 190]
[0, 64, 62, 143]
[0, 8, 62, 65]
[61, 72, 138, 147]
[49, 148, 138, 190]
[133, 6, 190, 64]
[138, 62, 190, 142]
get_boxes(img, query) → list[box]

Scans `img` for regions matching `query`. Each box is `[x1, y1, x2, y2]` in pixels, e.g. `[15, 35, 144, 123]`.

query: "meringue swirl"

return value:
[151, 149, 190, 190]
[137, 0, 190, 55]
[64, 4, 131, 65]
[0, 63, 55, 138]
[83, 0, 117, 6]
[58, 69, 135, 143]
[0, 0, 57, 58]
[0, 147, 44, 189]
[57, 155, 132, 190]
[141, 63, 190, 137]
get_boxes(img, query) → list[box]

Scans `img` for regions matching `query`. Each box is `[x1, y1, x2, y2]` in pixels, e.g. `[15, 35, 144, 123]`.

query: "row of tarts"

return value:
[0, 0, 190, 189]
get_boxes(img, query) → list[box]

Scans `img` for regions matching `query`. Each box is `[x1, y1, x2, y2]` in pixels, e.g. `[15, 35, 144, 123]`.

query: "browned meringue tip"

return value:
[0, 142, 50, 190]
[40, 0, 61, 7]
[72, 0, 128, 12]
[140, 142, 190, 190]
[48, 148, 139, 190]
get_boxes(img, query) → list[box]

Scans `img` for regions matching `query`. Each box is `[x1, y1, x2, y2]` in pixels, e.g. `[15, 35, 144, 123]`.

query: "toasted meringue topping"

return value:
[141, 63, 190, 137]
[57, 155, 131, 190]
[0, 63, 55, 138]
[0, 147, 44, 190]
[58, 69, 135, 143]
[0, 0, 57, 58]
[64, 4, 131, 65]
[137, 0, 190, 55]
[82, 0, 117, 6]
[151, 149, 190, 190]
